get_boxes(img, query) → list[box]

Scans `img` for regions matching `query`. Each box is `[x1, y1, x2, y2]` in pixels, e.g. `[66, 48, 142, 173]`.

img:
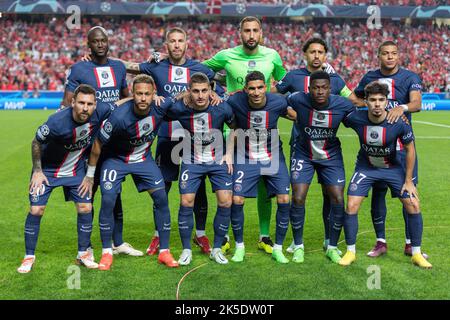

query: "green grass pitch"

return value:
[0, 110, 449, 300]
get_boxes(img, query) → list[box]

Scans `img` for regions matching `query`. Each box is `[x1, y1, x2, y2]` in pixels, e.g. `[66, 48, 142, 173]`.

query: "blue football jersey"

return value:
[343, 110, 415, 168]
[139, 58, 223, 138]
[354, 68, 422, 122]
[65, 59, 128, 103]
[276, 67, 347, 95]
[98, 99, 170, 163]
[287, 92, 356, 162]
[165, 100, 234, 163]
[227, 92, 288, 162]
[35, 102, 113, 177]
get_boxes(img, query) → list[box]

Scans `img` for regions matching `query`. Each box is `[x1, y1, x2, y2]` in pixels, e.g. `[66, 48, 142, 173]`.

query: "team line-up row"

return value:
[17, 17, 432, 273]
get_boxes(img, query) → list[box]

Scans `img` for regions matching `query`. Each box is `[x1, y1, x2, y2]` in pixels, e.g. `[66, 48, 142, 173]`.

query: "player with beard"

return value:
[62, 26, 141, 258]
[275, 37, 363, 254]
[202, 16, 287, 255]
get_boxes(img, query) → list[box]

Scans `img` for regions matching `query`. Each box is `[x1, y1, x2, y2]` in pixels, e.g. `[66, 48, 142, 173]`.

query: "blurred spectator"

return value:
[0, 17, 448, 92]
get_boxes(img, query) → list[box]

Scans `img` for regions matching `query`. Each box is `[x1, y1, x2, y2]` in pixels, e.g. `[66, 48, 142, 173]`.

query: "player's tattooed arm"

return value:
[401, 141, 419, 202]
[78, 138, 103, 198]
[121, 60, 140, 75]
[30, 138, 49, 196]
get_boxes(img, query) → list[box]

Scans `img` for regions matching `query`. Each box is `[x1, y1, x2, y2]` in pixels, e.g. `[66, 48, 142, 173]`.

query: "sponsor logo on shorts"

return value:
[349, 183, 358, 192]
[104, 182, 113, 190]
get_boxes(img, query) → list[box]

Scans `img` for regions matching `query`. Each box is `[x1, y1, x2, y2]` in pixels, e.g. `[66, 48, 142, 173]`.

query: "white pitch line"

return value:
[413, 121, 450, 129]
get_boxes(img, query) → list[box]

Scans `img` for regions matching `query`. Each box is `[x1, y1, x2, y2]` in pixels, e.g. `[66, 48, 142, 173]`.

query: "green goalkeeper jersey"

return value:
[202, 45, 286, 93]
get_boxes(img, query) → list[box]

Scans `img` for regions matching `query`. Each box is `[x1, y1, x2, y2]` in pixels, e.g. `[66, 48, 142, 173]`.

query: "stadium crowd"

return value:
[88, 0, 447, 5]
[0, 17, 448, 92]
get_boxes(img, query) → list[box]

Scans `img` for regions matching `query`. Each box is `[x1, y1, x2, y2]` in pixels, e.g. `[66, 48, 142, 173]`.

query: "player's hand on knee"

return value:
[153, 94, 165, 107]
[29, 171, 49, 196]
[386, 106, 404, 124]
[401, 181, 419, 203]
[221, 153, 233, 175]
[81, 53, 92, 62]
[78, 176, 94, 199]
[210, 91, 223, 106]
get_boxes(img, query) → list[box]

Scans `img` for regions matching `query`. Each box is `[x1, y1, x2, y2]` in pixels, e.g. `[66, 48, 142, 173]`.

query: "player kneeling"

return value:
[17, 85, 109, 273]
[339, 81, 431, 269]
[78, 75, 179, 270]
[227, 72, 294, 264]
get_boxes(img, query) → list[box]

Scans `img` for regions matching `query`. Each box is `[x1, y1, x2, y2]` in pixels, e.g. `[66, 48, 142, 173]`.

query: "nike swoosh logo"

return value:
[174, 77, 184, 81]
[155, 179, 163, 184]
[286, 187, 290, 191]
[225, 182, 233, 186]
[102, 81, 110, 86]
[163, 223, 171, 227]
[179, 221, 187, 225]
[412, 177, 417, 181]
[337, 179, 345, 183]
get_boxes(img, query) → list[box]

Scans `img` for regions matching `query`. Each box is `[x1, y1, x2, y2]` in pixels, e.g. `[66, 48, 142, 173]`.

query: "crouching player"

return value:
[164, 73, 233, 265]
[340, 81, 431, 269]
[227, 71, 294, 264]
[78, 75, 179, 270]
[18, 84, 111, 273]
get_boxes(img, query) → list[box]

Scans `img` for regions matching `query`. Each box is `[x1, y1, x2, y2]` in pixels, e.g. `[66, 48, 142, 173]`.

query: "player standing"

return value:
[354, 41, 424, 258]
[117, 28, 224, 255]
[63, 26, 142, 256]
[78, 75, 179, 270]
[340, 81, 431, 269]
[286, 71, 356, 264]
[202, 16, 287, 254]
[275, 37, 361, 253]
[17, 85, 110, 273]
[163, 73, 233, 265]
[226, 71, 293, 263]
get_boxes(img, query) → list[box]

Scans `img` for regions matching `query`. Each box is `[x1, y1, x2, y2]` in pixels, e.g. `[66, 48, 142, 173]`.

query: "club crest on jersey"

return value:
[80, 129, 88, 137]
[143, 123, 151, 131]
[248, 61, 256, 68]
[94, 67, 116, 88]
[170, 66, 189, 84]
[370, 131, 379, 140]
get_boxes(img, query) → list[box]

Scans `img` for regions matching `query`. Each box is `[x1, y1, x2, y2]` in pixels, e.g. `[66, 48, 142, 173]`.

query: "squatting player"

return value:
[18, 85, 111, 273]
[275, 37, 362, 254]
[287, 71, 356, 264]
[164, 73, 234, 265]
[115, 27, 224, 255]
[226, 71, 294, 264]
[78, 75, 179, 270]
[340, 81, 431, 269]
[354, 40, 424, 258]
[63, 26, 141, 257]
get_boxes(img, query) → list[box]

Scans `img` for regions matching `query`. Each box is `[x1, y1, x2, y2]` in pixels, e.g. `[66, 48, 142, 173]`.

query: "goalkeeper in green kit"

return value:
[147, 16, 287, 255]
[202, 16, 287, 254]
